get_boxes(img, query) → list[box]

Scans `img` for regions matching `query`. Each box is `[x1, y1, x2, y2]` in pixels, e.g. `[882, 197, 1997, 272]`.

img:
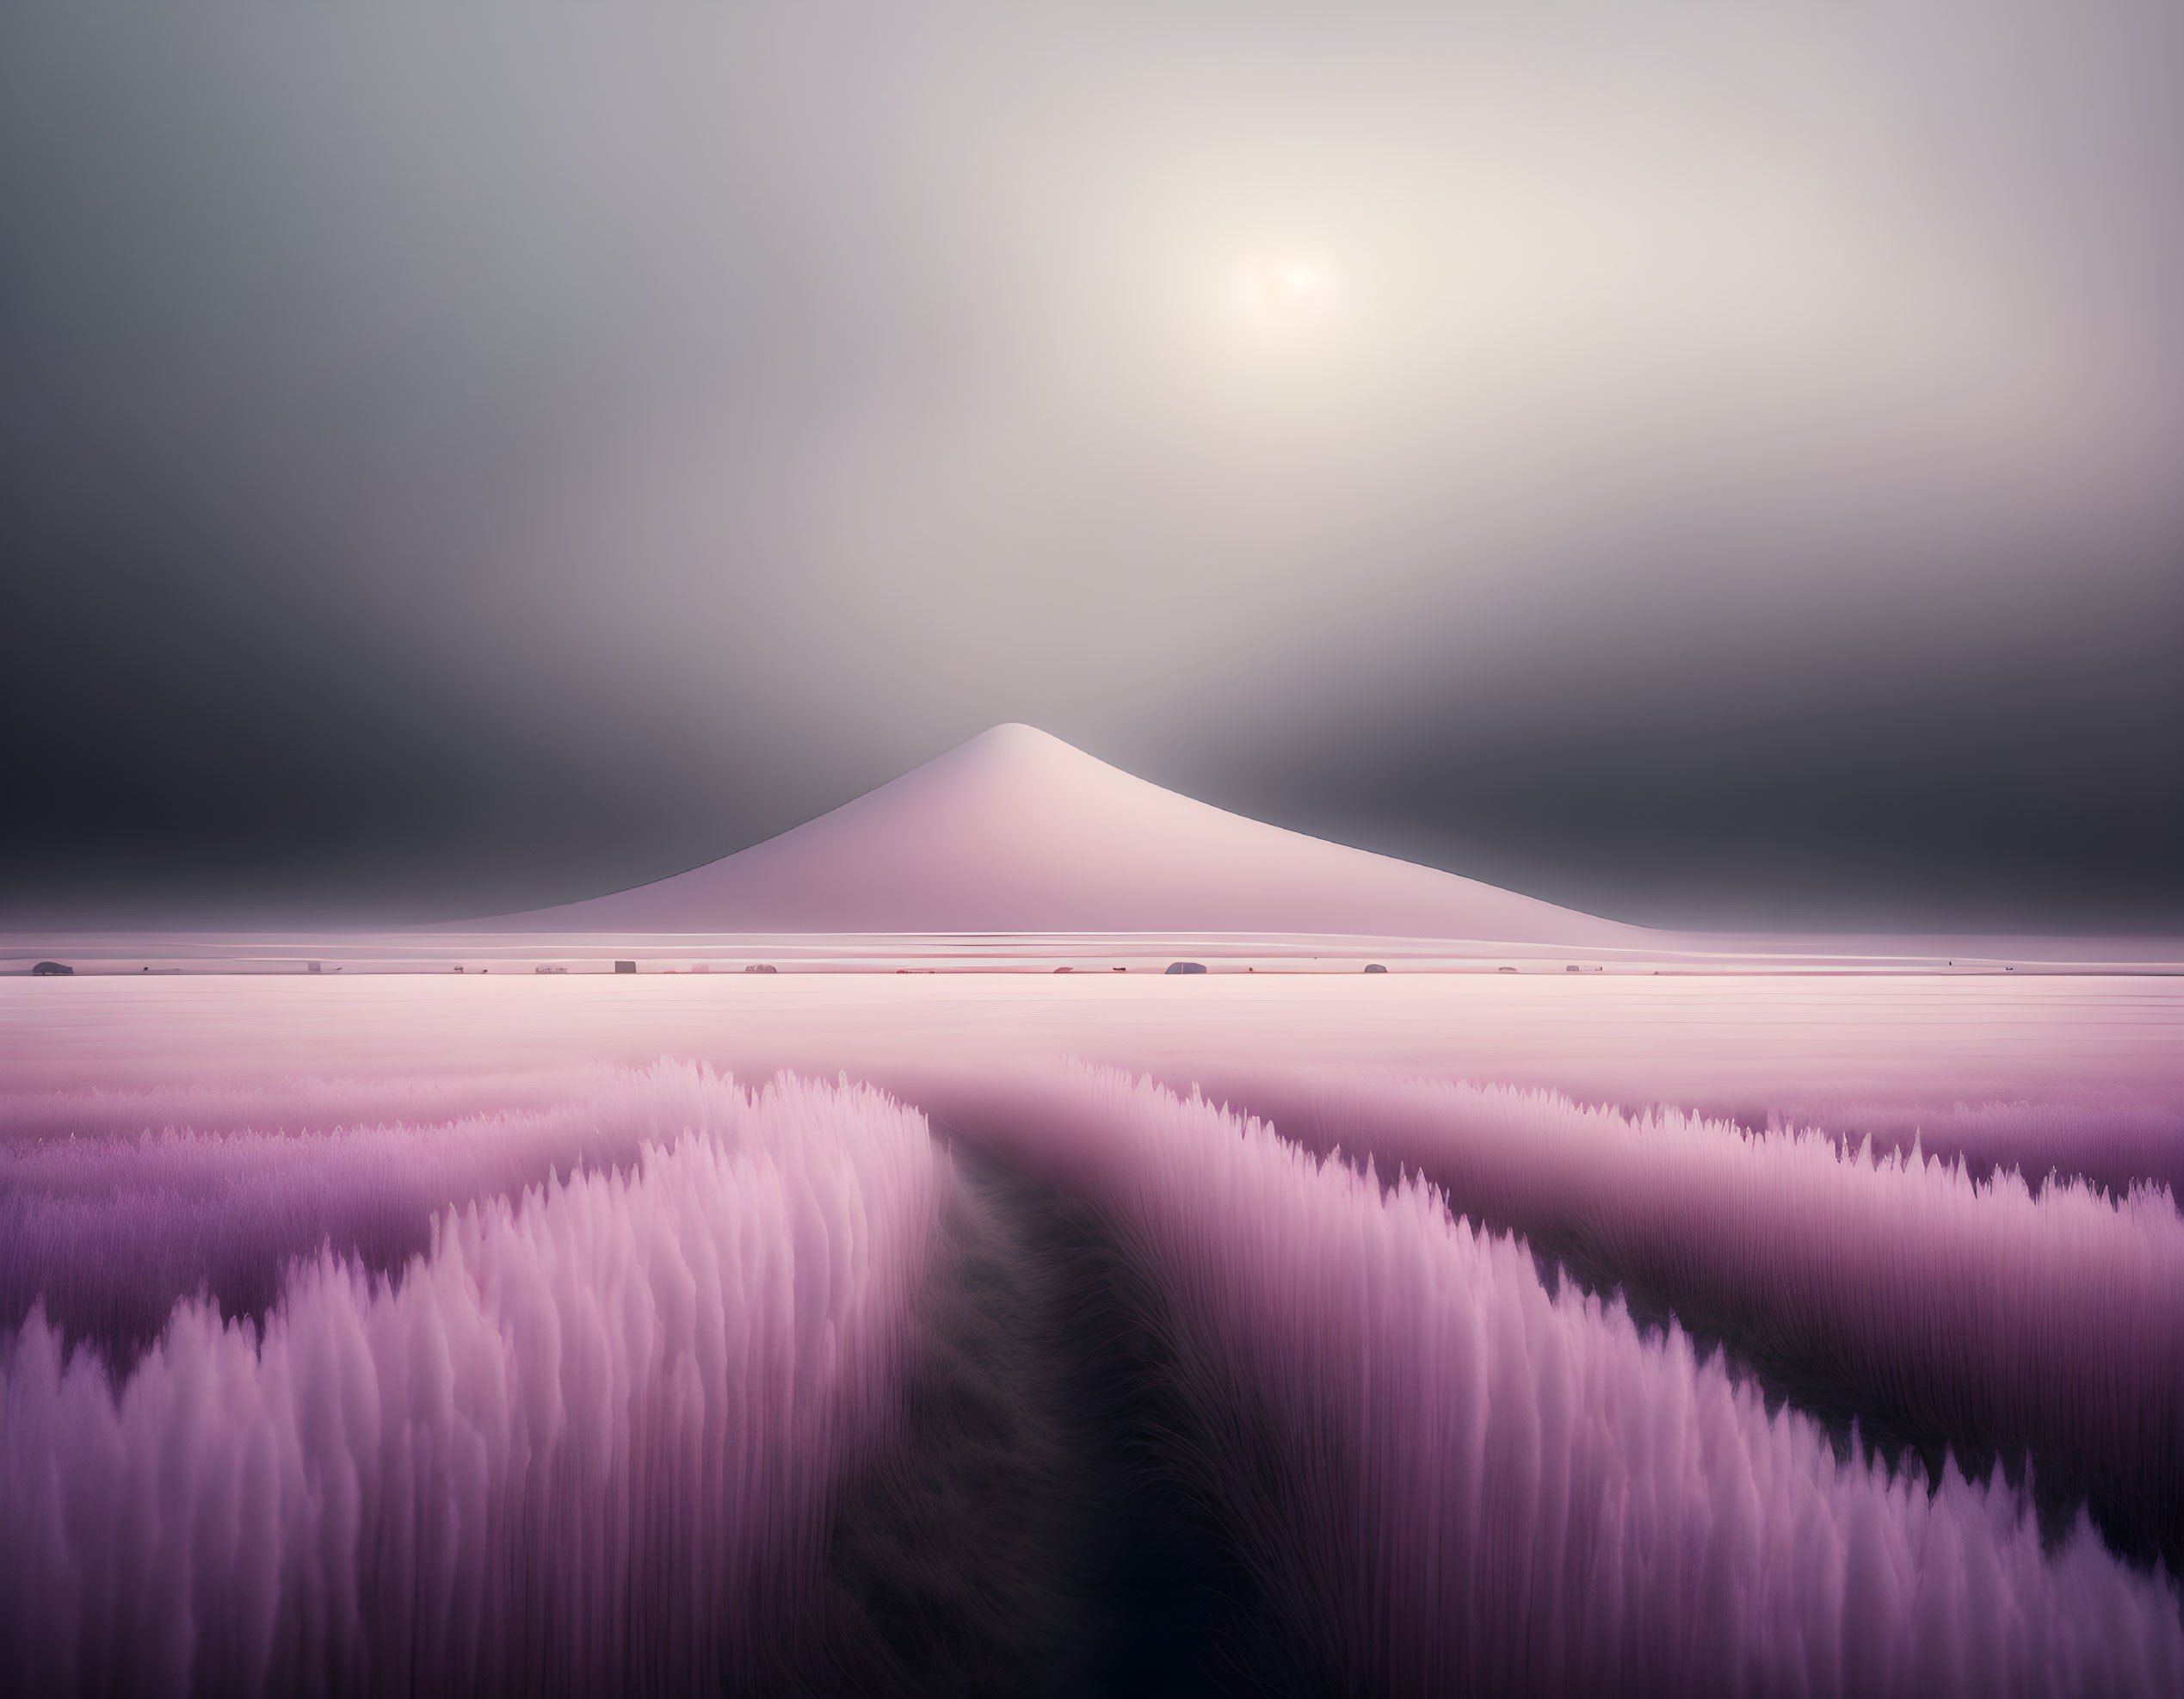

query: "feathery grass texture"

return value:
[947, 1065, 2184, 1696]
[0, 1064, 945, 1696]
[0, 1065, 776, 1353]
[1213, 1072, 2184, 1558]
[1761, 1094, 2184, 1200]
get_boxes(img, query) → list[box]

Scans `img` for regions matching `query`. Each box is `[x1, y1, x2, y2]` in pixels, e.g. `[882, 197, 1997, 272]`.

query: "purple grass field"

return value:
[3, 972, 2180, 1695]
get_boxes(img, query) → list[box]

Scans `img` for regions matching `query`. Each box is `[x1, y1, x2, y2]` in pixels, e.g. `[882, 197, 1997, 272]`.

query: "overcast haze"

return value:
[3, 3, 2179, 930]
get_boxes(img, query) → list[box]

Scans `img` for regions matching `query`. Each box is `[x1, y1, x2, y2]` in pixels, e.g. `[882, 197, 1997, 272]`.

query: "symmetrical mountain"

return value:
[478, 724, 1640, 944]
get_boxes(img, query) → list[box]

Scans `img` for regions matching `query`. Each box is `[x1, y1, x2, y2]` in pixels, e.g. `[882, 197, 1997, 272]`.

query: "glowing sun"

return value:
[1237, 256, 1336, 327]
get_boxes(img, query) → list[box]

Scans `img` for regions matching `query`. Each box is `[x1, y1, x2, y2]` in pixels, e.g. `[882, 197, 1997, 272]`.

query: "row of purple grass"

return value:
[1, 1066, 945, 1696]
[941, 1064, 2184, 1696]
[1203, 1070, 2184, 1559]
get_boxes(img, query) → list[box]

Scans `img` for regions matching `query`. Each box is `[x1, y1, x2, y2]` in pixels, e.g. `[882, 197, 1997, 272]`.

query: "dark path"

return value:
[803, 1146, 1299, 1698]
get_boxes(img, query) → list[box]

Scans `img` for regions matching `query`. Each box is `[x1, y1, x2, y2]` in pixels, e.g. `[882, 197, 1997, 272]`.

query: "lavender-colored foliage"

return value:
[1763, 1095, 2184, 1201]
[4, 975, 2181, 1693]
[0, 1065, 945, 1696]
[941, 1065, 2184, 1696]
[0, 1065, 782, 1354]
[1210, 1071, 2184, 1559]
[0, 1069, 629, 1146]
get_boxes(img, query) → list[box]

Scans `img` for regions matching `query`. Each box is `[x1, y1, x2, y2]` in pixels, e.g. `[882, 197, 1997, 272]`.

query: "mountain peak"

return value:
[483, 724, 1636, 943]
[872, 723, 1153, 810]
[922, 723, 1119, 782]
[965, 721, 1060, 749]
[922, 721, 1098, 776]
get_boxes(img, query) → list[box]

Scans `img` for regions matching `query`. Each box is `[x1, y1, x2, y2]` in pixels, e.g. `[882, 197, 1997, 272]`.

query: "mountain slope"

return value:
[478, 724, 1641, 943]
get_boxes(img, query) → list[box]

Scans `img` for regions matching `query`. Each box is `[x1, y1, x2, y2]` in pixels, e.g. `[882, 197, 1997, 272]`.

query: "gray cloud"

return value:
[3, 3, 2178, 926]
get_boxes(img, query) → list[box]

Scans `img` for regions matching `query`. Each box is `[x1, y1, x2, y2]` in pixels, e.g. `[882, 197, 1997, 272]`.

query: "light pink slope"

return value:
[484, 724, 1640, 943]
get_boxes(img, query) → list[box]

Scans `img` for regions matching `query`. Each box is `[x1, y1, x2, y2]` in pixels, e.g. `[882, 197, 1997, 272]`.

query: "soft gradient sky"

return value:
[3, 3, 2179, 929]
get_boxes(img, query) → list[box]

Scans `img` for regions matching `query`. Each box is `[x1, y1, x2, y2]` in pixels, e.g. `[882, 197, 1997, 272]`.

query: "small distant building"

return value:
[614, 961, 637, 974]
[1165, 961, 1207, 975]
[534, 964, 567, 974]
[30, 961, 73, 976]
[744, 963, 778, 974]
[306, 961, 322, 974]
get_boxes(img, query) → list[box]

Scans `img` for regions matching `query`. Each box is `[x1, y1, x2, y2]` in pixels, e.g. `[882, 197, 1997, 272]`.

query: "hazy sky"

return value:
[3, 3, 2179, 930]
